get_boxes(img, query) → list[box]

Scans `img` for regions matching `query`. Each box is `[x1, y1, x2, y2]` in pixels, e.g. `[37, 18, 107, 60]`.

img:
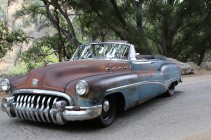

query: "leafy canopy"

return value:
[0, 21, 27, 58]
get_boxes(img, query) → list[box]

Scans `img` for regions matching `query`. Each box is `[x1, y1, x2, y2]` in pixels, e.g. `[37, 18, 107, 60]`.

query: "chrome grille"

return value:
[13, 94, 68, 123]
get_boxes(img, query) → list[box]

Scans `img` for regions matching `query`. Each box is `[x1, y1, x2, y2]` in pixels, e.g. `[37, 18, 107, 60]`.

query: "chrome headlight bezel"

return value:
[75, 80, 89, 96]
[1, 78, 10, 91]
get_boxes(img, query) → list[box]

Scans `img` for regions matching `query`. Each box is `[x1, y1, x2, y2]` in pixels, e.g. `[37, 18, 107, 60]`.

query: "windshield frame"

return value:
[71, 42, 132, 61]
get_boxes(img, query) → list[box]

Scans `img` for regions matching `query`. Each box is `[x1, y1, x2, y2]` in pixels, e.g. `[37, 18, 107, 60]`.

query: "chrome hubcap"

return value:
[103, 100, 110, 112]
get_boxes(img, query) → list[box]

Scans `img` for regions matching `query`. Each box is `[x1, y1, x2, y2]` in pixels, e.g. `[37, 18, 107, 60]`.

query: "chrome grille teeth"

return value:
[39, 97, 46, 122]
[22, 95, 28, 120]
[44, 97, 52, 123]
[15, 95, 21, 118]
[26, 96, 32, 120]
[18, 95, 24, 119]
[30, 96, 36, 121]
[35, 96, 41, 122]
[14, 94, 68, 124]
[50, 98, 58, 124]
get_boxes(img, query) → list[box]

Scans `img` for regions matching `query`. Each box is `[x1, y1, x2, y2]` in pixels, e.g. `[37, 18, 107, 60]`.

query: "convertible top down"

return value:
[1, 41, 181, 127]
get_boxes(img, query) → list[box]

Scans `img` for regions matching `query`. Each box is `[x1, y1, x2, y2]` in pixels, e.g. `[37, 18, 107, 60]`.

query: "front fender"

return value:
[65, 72, 139, 108]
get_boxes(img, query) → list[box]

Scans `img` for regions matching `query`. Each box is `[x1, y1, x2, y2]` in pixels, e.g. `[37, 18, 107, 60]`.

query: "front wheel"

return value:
[165, 83, 175, 97]
[96, 96, 116, 127]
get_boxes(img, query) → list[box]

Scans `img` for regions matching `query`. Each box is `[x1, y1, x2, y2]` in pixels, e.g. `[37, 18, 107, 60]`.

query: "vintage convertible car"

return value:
[1, 41, 181, 127]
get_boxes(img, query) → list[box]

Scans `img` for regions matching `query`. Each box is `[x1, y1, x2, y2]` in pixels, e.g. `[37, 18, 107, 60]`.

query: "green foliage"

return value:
[21, 37, 58, 71]
[14, 0, 81, 61]
[0, 21, 11, 58]
[21, 35, 76, 71]
[0, 62, 28, 76]
[0, 21, 27, 58]
[77, 0, 150, 53]
[14, 1, 46, 24]
[144, 0, 210, 62]
[8, 0, 211, 67]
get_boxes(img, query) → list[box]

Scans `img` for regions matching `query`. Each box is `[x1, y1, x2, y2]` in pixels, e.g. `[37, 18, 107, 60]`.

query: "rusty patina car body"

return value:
[1, 42, 181, 127]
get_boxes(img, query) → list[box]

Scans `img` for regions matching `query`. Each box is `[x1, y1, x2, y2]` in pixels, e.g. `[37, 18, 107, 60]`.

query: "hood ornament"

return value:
[32, 79, 39, 87]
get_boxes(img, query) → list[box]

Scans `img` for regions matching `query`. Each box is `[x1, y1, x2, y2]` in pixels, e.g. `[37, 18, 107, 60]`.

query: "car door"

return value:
[131, 60, 165, 101]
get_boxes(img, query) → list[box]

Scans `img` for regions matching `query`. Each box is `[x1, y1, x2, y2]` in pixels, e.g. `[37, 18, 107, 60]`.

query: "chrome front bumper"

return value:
[1, 96, 102, 125]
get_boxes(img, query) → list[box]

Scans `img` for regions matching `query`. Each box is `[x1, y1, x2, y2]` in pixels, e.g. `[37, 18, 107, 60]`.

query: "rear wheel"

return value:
[96, 96, 116, 127]
[165, 83, 175, 97]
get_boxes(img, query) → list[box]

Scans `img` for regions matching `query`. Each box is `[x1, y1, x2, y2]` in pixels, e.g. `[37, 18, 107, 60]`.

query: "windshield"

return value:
[72, 43, 130, 60]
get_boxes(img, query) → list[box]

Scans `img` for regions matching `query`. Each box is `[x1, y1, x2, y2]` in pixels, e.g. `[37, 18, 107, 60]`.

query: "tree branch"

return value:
[51, 0, 80, 46]
[86, 0, 127, 39]
[110, 0, 127, 28]
[174, 12, 210, 56]
[42, 0, 77, 45]
[134, 0, 143, 30]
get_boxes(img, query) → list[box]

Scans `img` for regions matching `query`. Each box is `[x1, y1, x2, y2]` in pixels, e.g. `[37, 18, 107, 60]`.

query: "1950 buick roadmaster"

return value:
[1, 41, 181, 127]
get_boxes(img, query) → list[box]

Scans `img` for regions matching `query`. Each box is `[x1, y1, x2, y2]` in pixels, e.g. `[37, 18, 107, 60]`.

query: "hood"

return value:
[14, 60, 131, 92]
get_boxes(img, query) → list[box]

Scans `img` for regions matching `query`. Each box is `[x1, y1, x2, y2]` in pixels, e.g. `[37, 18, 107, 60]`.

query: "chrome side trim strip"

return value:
[106, 81, 165, 92]
[106, 78, 179, 92]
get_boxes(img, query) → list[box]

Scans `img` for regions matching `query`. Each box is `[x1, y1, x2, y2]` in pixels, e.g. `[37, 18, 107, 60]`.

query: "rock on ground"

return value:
[167, 58, 195, 75]
[201, 62, 211, 70]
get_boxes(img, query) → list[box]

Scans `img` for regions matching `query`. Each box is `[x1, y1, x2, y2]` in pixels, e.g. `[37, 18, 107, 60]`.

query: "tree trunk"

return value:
[197, 50, 206, 66]
[161, 14, 176, 58]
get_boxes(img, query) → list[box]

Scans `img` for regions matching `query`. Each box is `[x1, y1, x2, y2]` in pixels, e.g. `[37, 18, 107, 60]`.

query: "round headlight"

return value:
[75, 80, 89, 96]
[1, 78, 10, 91]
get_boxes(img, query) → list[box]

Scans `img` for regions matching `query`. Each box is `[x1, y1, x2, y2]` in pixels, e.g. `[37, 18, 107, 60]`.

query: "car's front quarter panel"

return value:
[65, 71, 140, 110]
[5, 75, 29, 94]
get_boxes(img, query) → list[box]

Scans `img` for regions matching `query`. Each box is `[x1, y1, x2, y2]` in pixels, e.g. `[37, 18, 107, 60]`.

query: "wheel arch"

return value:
[104, 92, 126, 112]
[170, 80, 179, 87]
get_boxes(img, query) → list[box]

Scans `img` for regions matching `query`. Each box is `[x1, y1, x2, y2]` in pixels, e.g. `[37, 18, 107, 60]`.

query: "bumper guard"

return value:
[1, 96, 102, 125]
